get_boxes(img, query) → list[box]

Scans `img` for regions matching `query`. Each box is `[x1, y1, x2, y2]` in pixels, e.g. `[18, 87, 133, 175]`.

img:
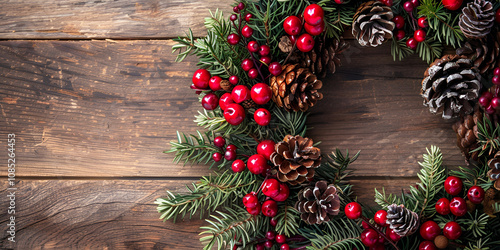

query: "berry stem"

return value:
[361, 216, 400, 250]
[244, 37, 267, 81]
[286, 235, 308, 242]
[282, 40, 297, 65]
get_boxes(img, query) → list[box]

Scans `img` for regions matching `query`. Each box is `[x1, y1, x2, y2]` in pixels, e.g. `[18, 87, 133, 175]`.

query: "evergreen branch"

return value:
[302, 218, 363, 250]
[274, 205, 301, 237]
[416, 38, 443, 64]
[417, 0, 464, 48]
[391, 38, 414, 62]
[473, 115, 500, 158]
[457, 210, 490, 238]
[270, 108, 308, 141]
[450, 163, 493, 190]
[195, 109, 250, 137]
[165, 131, 220, 166]
[315, 149, 359, 186]
[374, 187, 402, 209]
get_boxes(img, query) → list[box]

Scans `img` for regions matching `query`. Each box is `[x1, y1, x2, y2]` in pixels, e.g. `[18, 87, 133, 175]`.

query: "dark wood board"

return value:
[0, 178, 417, 249]
[0, 0, 233, 39]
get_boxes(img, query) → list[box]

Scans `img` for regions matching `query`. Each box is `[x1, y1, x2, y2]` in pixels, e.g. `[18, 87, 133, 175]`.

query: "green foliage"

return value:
[195, 109, 250, 137]
[274, 205, 301, 237]
[391, 38, 415, 62]
[457, 210, 490, 239]
[319, 0, 355, 39]
[302, 218, 363, 250]
[473, 116, 500, 158]
[417, 0, 464, 48]
[165, 131, 220, 166]
[316, 149, 359, 188]
[270, 107, 309, 141]
[416, 38, 443, 64]
[374, 187, 402, 209]
[450, 162, 493, 191]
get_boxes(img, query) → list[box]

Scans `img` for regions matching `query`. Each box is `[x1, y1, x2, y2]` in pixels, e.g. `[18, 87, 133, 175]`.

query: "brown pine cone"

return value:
[270, 135, 321, 185]
[487, 151, 500, 190]
[421, 55, 482, 119]
[220, 79, 233, 91]
[293, 38, 349, 79]
[241, 99, 256, 109]
[295, 180, 340, 224]
[456, 31, 500, 74]
[459, 0, 495, 39]
[352, 1, 395, 47]
[386, 204, 420, 237]
[270, 64, 323, 112]
[452, 108, 482, 161]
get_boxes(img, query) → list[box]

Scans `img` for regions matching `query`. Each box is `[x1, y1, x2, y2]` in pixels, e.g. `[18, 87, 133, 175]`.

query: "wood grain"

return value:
[0, 40, 463, 178]
[0, 178, 417, 249]
[0, 0, 233, 39]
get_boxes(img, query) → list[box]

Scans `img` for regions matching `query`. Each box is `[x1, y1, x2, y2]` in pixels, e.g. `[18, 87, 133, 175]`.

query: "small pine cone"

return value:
[452, 108, 482, 161]
[293, 38, 349, 79]
[241, 99, 256, 109]
[485, 188, 496, 200]
[434, 235, 449, 249]
[386, 204, 420, 237]
[270, 135, 321, 185]
[220, 80, 233, 91]
[295, 180, 340, 224]
[421, 55, 482, 119]
[270, 64, 323, 112]
[279, 36, 293, 53]
[456, 31, 500, 74]
[459, 0, 495, 39]
[487, 151, 500, 190]
[352, 1, 395, 47]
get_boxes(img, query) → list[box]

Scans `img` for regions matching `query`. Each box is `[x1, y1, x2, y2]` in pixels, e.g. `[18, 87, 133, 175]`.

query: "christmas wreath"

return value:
[155, 0, 500, 249]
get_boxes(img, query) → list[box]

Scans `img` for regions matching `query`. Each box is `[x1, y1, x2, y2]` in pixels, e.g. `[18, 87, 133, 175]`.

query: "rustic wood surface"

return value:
[0, 1, 464, 249]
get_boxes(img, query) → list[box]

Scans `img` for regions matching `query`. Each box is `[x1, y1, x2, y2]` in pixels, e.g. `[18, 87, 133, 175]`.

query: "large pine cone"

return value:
[352, 1, 395, 47]
[270, 135, 321, 185]
[270, 64, 323, 112]
[452, 108, 482, 161]
[456, 31, 500, 74]
[459, 0, 495, 39]
[487, 152, 500, 190]
[386, 204, 420, 237]
[295, 180, 340, 224]
[421, 55, 482, 119]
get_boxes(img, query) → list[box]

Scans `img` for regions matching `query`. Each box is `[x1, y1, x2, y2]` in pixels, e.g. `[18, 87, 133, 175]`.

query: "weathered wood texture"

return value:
[0, 179, 416, 249]
[0, 40, 461, 178]
[0, 0, 233, 39]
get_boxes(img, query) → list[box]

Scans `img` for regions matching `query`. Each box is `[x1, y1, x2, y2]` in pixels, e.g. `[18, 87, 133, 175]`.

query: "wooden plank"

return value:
[0, 178, 417, 249]
[0, 40, 463, 178]
[0, 0, 233, 39]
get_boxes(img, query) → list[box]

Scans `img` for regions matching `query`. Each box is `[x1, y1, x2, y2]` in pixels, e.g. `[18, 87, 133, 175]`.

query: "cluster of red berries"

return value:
[389, 0, 429, 50]
[254, 224, 290, 250]
[243, 178, 290, 216]
[479, 68, 500, 114]
[211, 136, 239, 163]
[283, 4, 325, 53]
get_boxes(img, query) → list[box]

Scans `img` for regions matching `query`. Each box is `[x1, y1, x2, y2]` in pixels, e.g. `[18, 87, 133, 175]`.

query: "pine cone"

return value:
[352, 1, 395, 47]
[270, 64, 323, 112]
[295, 180, 340, 224]
[487, 151, 500, 190]
[452, 108, 482, 161]
[459, 0, 495, 39]
[291, 38, 350, 79]
[386, 204, 420, 237]
[241, 99, 256, 109]
[421, 55, 482, 119]
[220, 79, 233, 91]
[279, 36, 293, 53]
[270, 135, 321, 185]
[456, 31, 500, 74]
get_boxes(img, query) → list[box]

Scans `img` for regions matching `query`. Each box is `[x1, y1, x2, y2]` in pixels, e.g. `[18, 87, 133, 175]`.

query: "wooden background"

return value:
[0, 0, 464, 249]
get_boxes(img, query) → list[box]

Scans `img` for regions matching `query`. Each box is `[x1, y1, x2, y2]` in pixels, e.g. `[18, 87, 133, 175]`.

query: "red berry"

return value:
[226, 144, 237, 152]
[224, 150, 237, 161]
[296, 33, 315, 52]
[243, 192, 259, 208]
[269, 62, 282, 76]
[232, 85, 251, 103]
[257, 140, 276, 160]
[245, 13, 253, 22]
[479, 92, 493, 107]
[406, 38, 418, 50]
[227, 33, 240, 45]
[386, 228, 401, 242]
[362, 221, 370, 229]
[492, 97, 500, 109]
[247, 154, 268, 174]
[411, 0, 420, 7]
[369, 244, 385, 250]
[241, 25, 254, 38]
[260, 56, 272, 65]
[414, 29, 426, 42]
[280, 244, 290, 250]
[237, 2, 245, 10]
[467, 186, 485, 204]
[345, 202, 362, 219]
[265, 231, 276, 240]
[486, 104, 496, 114]
[304, 4, 324, 26]
[248, 68, 259, 79]
[435, 198, 450, 215]
[442, 0, 463, 11]
[224, 103, 246, 125]
[403, 1, 414, 12]
[202, 93, 219, 110]
[450, 197, 467, 216]
[251, 83, 272, 105]
[262, 179, 280, 197]
[209, 76, 222, 91]
[246, 202, 261, 215]
[395, 30, 406, 41]
[270, 217, 278, 227]
[360, 229, 379, 247]
[418, 17, 428, 28]
[247, 41, 260, 53]
[272, 183, 290, 202]
[420, 220, 440, 241]
[255, 243, 264, 250]
[212, 152, 222, 162]
[380, 0, 393, 6]
[419, 241, 437, 250]
[392, 15, 405, 30]
[233, 6, 240, 13]
[283, 16, 302, 36]
[192, 69, 211, 89]
[229, 75, 239, 85]
[374, 210, 388, 227]
[304, 20, 325, 36]
[493, 76, 500, 85]
[232, 159, 246, 173]
[443, 221, 462, 240]
[494, 67, 500, 76]
[230, 14, 237, 22]
[214, 136, 226, 148]
[219, 93, 234, 111]
[444, 176, 463, 196]
[259, 45, 270, 57]
[288, 35, 297, 45]
[262, 200, 278, 217]
[264, 240, 273, 249]
[254, 108, 271, 126]
[275, 234, 286, 244]
[241, 59, 254, 71]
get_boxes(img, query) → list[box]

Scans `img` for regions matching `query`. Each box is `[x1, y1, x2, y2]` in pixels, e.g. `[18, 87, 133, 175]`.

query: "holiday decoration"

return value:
[295, 180, 340, 224]
[459, 0, 495, 39]
[452, 108, 482, 161]
[386, 204, 420, 237]
[456, 32, 500, 74]
[487, 151, 500, 190]
[352, 1, 395, 47]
